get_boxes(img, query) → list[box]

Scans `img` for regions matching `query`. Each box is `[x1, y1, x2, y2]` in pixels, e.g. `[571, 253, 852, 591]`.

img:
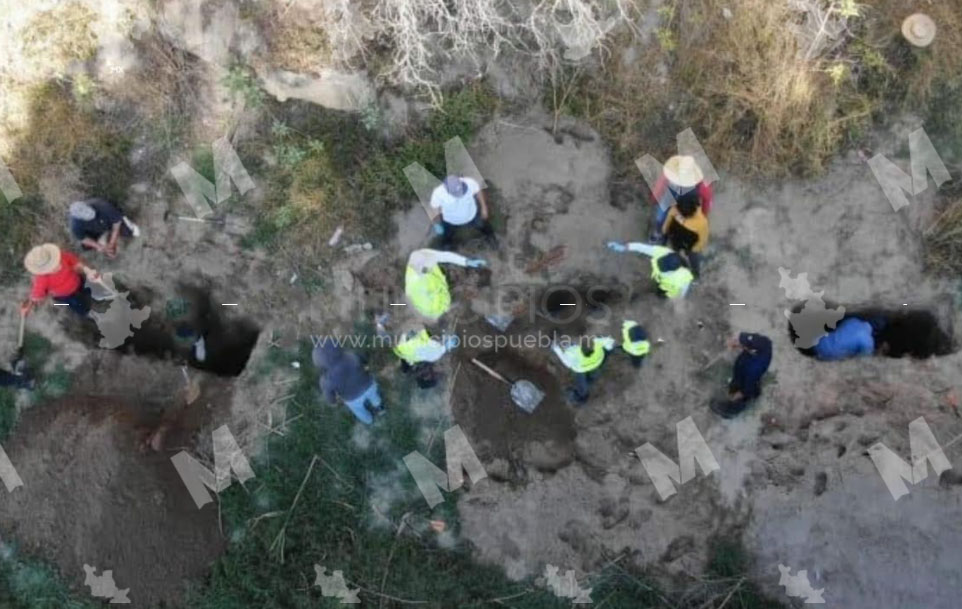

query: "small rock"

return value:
[814, 471, 828, 496]
[722, 7, 733, 19]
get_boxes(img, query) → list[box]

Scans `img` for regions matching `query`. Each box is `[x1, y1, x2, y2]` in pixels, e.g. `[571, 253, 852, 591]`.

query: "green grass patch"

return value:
[0, 552, 97, 609]
[244, 83, 498, 270]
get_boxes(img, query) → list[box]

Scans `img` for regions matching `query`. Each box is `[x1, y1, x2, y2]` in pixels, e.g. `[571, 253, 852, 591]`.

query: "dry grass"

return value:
[673, 0, 874, 176]
[20, 1, 98, 74]
[925, 197, 962, 276]
[263, 17, 333, 73]
[561, 0, 962, 180]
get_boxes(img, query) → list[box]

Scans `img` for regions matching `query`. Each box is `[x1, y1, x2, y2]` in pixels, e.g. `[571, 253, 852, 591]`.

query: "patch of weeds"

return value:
[20, 1, 98, 75]
[247, 83, 498, 259]
[0, 83, 132, 285]
[924, 195, 962, 276]
[223, 65, 265, 109]
[705, 536, 786, 609]
[0, 551, 97, 609]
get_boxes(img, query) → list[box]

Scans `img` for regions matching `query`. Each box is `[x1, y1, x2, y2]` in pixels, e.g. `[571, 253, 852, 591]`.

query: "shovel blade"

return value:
[511, 381, 544, 413]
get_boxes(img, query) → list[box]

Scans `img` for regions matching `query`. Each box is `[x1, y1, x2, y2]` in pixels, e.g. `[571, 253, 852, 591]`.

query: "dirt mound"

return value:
[0, 397, 225, 608]
[453, 347, 575, 472]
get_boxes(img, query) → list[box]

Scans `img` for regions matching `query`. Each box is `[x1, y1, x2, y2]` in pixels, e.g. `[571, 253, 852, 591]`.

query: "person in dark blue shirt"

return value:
[68, 198, 140, 258]
[711, 332, 772, 418]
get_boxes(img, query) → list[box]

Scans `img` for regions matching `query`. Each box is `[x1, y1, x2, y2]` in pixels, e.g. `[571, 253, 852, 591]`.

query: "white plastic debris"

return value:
[291, 362, 301, 369]
[328, 225, 344, 247]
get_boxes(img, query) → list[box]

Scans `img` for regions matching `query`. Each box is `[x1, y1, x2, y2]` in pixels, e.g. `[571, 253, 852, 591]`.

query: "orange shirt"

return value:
[30, 251, 82, 299]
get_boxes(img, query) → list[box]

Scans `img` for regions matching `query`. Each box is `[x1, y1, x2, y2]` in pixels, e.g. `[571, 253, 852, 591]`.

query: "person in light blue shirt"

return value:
[814, 317, 875, 361]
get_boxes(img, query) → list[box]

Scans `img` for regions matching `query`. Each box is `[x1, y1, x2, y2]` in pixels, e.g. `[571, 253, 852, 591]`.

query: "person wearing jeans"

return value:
[313, 342, 383, 425]
[21, 244, 98, 318]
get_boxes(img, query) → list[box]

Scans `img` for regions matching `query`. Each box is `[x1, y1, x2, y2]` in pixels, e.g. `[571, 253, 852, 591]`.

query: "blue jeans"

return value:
[53, 278, 91, 316]
[572, 369, 599, 402]
[343, 382, 382, 425]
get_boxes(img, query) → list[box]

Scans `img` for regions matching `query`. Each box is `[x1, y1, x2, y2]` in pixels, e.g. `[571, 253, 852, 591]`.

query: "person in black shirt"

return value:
[68, 198, 140, 258]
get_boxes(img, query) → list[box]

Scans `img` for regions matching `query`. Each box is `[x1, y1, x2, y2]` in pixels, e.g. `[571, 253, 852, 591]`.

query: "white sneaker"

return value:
[123, 217, 141, 237]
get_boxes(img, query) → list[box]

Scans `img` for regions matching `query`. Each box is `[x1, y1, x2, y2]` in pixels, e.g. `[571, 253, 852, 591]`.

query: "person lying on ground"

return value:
[606, 241, 694, 299]
[661, 189, 709, 278]
[21, 244, 100, 317]
[621, 320, 651, 368]
[553, 335, 615, 405]
[68, 199, 140, 259]
[312, 341, 384, 425]
[711, 332, 772, 418]
[405, 248, 486, 320]
[812, 317, 875, 361]
[648, 155, 713, 243]
[430, 175, 496, 250]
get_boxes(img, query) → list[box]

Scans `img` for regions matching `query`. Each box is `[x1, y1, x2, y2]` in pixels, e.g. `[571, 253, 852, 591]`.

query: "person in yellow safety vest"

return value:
[552, 335, 615, 405]
[404, 248, 487, 320]
[606, 241, 693, 299]
[622, 320, 651, 368]
[388, 326, 458, 389]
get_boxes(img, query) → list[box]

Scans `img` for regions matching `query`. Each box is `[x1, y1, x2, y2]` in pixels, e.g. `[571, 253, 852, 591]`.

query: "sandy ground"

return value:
[0, 2, 960, 607]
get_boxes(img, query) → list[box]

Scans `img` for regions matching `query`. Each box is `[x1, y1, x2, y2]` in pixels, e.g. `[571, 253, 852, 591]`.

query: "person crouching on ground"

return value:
[553, 335, 615, 405]
[661, 190, 709, 278]
[313, 342, 384, 425]
[710, 332, 772, 418]
[21, 244, 100, 318]
[621, 320, 651, 368]
[68, 199, 140, 259]
[606, 241, 694, 299]
[429, 175, 496, 250]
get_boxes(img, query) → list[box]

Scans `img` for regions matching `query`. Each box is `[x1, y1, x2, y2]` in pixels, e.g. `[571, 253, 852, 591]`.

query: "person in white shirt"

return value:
[429, 175, 496, 250]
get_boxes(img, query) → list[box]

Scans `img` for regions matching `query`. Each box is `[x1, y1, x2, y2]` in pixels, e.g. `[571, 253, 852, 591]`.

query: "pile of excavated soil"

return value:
[452, 347, 574, 471]
[0, 396, 225, 608]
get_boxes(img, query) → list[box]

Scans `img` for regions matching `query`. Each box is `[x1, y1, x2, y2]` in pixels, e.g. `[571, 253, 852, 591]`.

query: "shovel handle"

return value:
[17, 311, 26, 349]
[470, 358, 511, 386]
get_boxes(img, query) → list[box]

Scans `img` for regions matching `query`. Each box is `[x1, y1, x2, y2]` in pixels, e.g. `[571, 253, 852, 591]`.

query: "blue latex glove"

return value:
[607, 241, 627, 253]
[466, 258, 487, 268]
[443, 335, 460, 350]
[432, 223, 445, 236]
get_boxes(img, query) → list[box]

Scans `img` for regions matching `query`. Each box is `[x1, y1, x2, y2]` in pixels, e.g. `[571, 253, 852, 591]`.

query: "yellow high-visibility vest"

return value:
[622, 321, 651, 357]
[558, 341, 606, 373]
[393, 329, 434, 365]
[649, 252, 693, 299]
[405, 265, 451, 319]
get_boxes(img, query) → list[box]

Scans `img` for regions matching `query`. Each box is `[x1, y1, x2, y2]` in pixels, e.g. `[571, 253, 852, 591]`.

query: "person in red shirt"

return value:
[20, 244, 100, 317]
[649, 155, 714, 242]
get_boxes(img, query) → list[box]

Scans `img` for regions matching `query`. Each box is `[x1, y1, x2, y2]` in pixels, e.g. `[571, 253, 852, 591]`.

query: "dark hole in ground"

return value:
[451, 346, 575, 473]
[788, 304, 955, 359]
[63, 284, 259, 376]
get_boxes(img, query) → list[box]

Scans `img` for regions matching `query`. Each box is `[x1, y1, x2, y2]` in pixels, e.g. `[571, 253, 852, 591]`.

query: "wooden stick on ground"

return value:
[270, 455, 318, 562]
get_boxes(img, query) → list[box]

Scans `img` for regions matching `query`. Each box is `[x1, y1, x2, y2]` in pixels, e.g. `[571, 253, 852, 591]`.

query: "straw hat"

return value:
[902, 13, 936, 48]
[24, 244, 62, 275]
[662, 155, 704, 188]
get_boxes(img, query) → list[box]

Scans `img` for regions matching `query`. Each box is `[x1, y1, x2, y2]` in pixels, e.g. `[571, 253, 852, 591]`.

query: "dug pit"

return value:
[789, 305, 955, 359]
[452, 347, 575, 474]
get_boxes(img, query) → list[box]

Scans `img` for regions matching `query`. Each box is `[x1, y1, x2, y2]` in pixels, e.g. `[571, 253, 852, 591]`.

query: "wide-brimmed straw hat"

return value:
[662, 155, 704, 188]
[24, 243, 62, 275]
[902, 13, 936, 48]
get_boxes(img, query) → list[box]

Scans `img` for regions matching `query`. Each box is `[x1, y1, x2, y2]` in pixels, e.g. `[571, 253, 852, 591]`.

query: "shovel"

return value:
[470, 358, 544, 413]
